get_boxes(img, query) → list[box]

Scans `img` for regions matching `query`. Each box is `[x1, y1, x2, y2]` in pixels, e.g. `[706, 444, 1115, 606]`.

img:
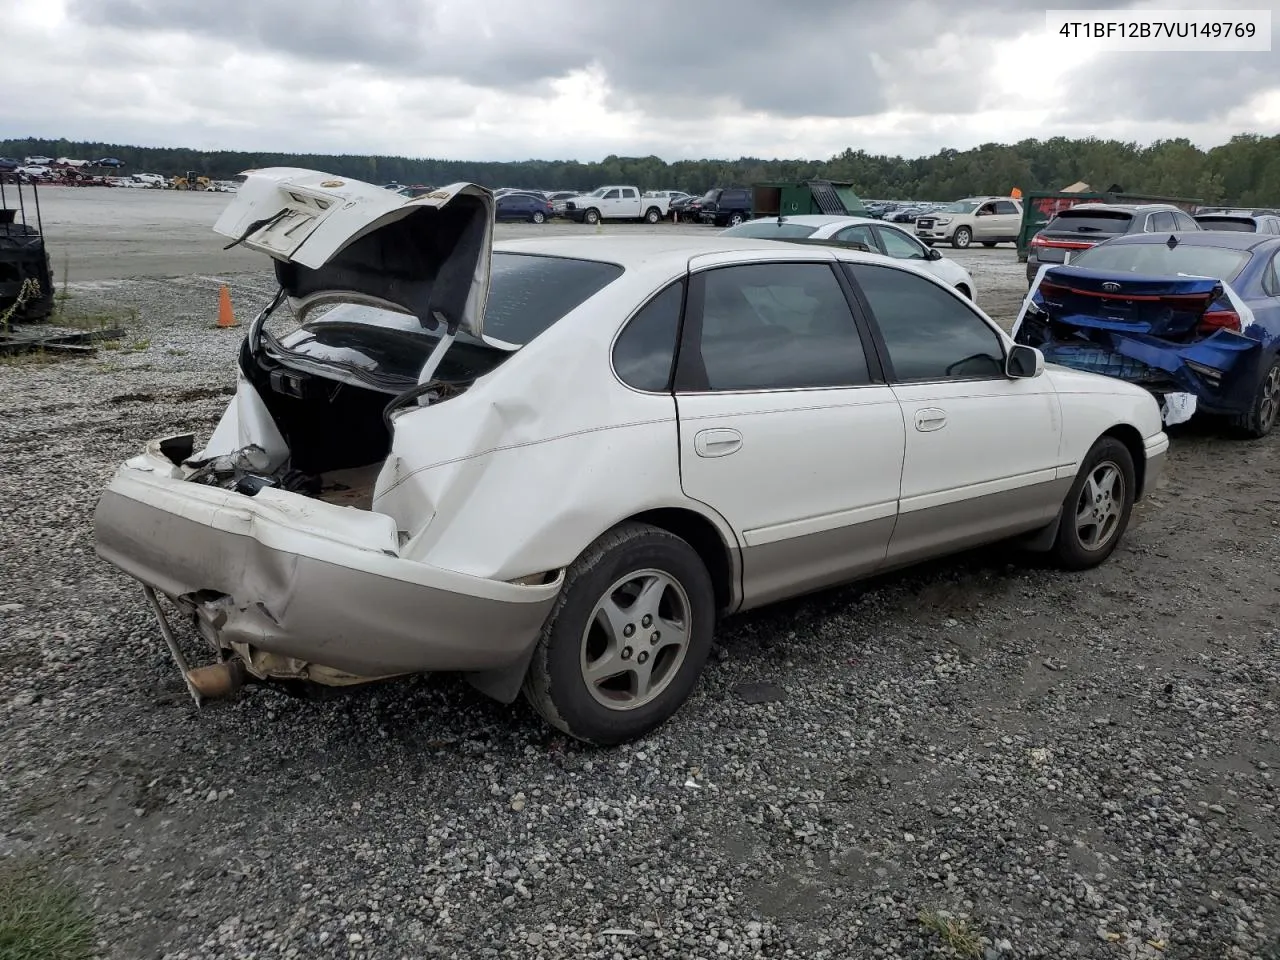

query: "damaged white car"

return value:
[94, 168, 1171, 745]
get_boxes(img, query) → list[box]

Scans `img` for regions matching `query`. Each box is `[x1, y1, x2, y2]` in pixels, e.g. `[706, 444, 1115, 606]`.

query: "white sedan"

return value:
[722, 214, 977, 301]
[93, 169, 1168, 745]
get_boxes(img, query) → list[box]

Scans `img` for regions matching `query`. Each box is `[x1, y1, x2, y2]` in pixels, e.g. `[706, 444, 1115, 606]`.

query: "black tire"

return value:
[1050, 437, 1136, 571]
[727, 211, 746, 226]
[584, 208, 601, 225]
[531, 210, 546, 224]
[951, 226, 972, 249]
[1230, 356, 1280, 439]
[643, 207, 661, 224]
[523, 523, 715, 745]
[981, 241, 996, 248]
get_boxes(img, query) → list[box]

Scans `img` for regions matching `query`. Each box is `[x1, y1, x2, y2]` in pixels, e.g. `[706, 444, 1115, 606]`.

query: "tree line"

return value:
[4, 133, 1279, 205]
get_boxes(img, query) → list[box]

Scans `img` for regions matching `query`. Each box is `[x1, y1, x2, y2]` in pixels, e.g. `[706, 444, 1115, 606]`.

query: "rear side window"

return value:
[683, 263, 870, 391]
[1048, 210, 1133, 234]
[993, 201, 1019, 215]
[613, 281, 683, 391]
[847, 263, 1004, 381]
[485, 253, 624, 345]
[1174, 212, 1199, 230]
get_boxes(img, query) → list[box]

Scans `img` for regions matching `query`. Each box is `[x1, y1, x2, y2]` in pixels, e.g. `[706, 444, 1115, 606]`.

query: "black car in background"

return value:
[697, 187, 753, 226]
[1025, 203, 1200, 285]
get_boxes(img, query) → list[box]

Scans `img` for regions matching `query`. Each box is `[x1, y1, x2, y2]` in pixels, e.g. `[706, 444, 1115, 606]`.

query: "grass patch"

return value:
[919, 910, 984, 958]
[0, 860, 94, 960]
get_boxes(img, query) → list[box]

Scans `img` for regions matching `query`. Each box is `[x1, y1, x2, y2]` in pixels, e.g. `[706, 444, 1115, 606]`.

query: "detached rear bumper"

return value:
[93, 443, 563, 679]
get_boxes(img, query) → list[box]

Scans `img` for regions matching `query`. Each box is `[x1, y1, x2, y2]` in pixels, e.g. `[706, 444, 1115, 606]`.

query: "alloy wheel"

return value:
[1075, 460, 1125, 551]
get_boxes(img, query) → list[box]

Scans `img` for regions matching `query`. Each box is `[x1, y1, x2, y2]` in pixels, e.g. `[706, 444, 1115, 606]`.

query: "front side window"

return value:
[604, 189, 621, 199]
[684, 263, 870, 391]
[846, 263, 1004, 381]
[613, 281, 683, 391]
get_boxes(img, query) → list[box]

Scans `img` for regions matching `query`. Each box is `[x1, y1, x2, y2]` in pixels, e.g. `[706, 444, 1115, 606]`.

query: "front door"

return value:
[674, 259, 906, 607]
[843, 261, 1065, 566]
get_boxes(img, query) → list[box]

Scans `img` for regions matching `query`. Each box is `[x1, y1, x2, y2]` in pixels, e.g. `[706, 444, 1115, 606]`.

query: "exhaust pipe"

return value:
[185, 660, 246, 699]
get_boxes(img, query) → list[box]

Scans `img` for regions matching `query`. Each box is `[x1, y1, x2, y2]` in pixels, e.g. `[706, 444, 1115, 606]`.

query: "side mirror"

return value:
[1006, 344, 1044, 379]
[926, 247, 943, 261]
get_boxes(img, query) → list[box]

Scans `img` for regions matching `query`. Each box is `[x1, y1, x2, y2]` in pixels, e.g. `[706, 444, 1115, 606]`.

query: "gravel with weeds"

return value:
[1, 266, 1278, 959]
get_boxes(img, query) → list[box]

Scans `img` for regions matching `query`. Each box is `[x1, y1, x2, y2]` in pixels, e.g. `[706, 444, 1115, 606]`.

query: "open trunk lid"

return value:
[213, 168, 497, 344]
[1036, 266, 1224, 339]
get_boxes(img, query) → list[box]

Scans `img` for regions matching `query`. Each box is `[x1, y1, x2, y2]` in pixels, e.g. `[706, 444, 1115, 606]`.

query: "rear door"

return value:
[844, 262, 1064, 565]
[991, 200, 1021, 240]
[674, 257, 906, 607]
[617, 187, 642, 218]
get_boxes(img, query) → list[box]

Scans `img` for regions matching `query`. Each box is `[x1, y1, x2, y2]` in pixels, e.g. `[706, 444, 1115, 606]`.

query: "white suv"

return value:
[916, 197, 1023, 249]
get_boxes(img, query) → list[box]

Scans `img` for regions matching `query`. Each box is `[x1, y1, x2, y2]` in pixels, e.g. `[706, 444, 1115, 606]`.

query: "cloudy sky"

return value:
[2, 0, 1277, 161]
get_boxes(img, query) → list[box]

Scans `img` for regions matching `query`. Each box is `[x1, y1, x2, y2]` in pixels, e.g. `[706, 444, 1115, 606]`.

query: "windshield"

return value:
[721, 222, 818, 239]
[1047, 210, 1133, 233]
[701, 189, 718, 201]
[588, 188, 608, 197]
[1195, 217, 1256, 232]
[939, 201, 980, 214]
[1068, 242, 1251, 282]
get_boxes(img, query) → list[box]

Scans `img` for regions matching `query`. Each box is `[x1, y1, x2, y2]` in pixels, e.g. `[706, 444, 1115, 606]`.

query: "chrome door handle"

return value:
[914, 408, 947, 432]
[694, 428, 743, 457]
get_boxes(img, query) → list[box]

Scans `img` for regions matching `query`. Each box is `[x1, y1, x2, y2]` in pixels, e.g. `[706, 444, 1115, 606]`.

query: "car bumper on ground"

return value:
[93, 442, 563, 680]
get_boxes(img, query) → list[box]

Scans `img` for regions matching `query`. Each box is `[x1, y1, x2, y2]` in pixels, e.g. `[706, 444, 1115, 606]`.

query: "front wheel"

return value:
[1231, 357, 1280, 439]
[727, 212, 746, 226]
[951, 226, 973, 249]
[523, 523, 715, 744]
[643, 207, 661, 224]
[531, 210, 546, 224]
[1050, 437, 1136, 570]
[584, 208, 601, 225]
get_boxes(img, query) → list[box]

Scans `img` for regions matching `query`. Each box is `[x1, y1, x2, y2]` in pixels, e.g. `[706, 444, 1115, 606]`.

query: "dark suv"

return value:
[1025, 203, 1200, 285]
[698, 187, 752, 227]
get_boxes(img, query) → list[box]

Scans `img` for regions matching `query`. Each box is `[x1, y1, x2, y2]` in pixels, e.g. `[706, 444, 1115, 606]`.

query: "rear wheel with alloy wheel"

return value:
[1231, 357, 1280, 438]
[523, 523, 715, 744]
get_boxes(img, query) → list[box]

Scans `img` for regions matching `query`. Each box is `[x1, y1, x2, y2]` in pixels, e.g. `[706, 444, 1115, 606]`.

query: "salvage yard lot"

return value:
[1, 189, 1278, 959]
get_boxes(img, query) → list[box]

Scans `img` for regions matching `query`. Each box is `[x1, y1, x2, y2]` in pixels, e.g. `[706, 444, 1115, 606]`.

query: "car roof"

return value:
[739, 214, 879, 227]
[1102, 231, 1280, 252]
[1058, 203, 1179, 214]
[494, 234, 888, 269]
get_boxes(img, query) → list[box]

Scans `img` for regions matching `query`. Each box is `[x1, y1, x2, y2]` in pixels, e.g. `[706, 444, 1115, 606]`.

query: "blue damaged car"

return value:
[1012, 231, 1280, 438]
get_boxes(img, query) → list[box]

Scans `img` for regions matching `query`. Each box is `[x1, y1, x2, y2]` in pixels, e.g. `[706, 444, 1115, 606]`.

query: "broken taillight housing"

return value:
[1198, 309, 1241, 334]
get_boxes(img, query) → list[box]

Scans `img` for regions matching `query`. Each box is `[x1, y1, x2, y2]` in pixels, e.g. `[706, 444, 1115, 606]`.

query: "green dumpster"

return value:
[753, 180, 870, 219]
[1016, 190, 1202, 261]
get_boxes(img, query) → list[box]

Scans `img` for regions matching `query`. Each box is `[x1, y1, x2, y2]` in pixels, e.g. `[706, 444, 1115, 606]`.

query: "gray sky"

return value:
[2, 0, 1277, 160]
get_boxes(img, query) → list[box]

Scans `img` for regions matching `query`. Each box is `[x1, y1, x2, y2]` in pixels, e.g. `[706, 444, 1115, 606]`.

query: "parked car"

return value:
[1026, 203, 1201, 285]
[92, 168, 1168, 744]
[645, 190, 691, 203]
[56, 157, 90, 168]
[95, 158, 125, 168]
[670, 194, 704, 220]
[721, 215, 976, 299]
[495, 192, 554, 223]
[132, 173, 168, 188]
[697, 187, 753, 227]
[0, 157, 19, 172]
[24, 155, 53, 165]
[916, 197, 1023, 249]
[546, 191, 580, 216]
[1013, 231, 1280, 437]
[563, 186, 669, 224]
[16, 165, 52, 179]
[1194, 212, 1280, 234]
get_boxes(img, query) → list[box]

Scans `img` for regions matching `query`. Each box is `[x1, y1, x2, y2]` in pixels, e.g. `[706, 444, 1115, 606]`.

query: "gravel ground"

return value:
[1, 256, 1278, 960]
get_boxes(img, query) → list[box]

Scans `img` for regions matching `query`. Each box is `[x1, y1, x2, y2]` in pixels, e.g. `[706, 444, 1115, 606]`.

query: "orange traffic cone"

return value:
[216, 284, 238, 328]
